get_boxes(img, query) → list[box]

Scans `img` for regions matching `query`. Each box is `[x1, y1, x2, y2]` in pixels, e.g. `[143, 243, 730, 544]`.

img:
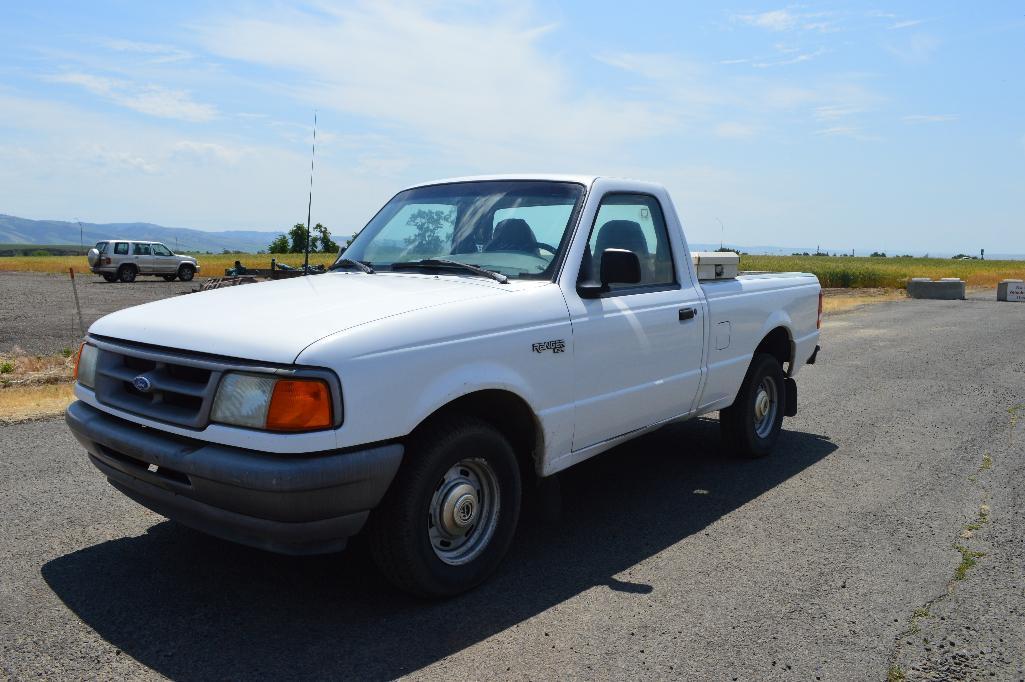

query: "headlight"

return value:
[75, 343, 98, 389]
[211, 372, 333, 432]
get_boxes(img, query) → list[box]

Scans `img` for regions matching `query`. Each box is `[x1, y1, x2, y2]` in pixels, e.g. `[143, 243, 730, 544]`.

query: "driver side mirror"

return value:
[578, 248, 642, 298]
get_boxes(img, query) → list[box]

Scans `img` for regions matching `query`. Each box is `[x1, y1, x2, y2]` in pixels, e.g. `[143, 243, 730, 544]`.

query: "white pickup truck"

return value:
[66, 175, 821, 596]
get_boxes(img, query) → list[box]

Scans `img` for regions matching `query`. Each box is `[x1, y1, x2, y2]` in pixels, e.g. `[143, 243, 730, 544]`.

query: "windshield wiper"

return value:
[329, 258, 375, 274]
[391, 259, 508, 283]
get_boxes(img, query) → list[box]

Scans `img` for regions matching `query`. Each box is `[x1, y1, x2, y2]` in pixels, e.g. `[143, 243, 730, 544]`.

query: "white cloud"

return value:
[813, 126, 858, 137]
[814, 104, 865, 121]
[196, 5, 672, 167]
[753, 47, 827, 68]
[737, 10, 797, 31]
[889, 19, 928, 30]
[48, 72, 217, 122]
[103, 39, 193, 63]
[735, 9, 838, 33]
[902, 114, 958, 123]
[172, 141, 246, 164]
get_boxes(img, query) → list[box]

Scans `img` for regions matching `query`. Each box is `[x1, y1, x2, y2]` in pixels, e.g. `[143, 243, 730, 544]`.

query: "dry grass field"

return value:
[0, 252, 338, 276]
[1, 252, 1021, 287]
[741, 255, 1024, 288]
[0, 383, 74, 424]
[0, 348, 76, 423]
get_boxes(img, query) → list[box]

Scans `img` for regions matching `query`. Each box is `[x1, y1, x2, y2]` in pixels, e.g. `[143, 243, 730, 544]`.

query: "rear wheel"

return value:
[117, 265, 137, 283]
[720, 353, 785, 458]
[177, 264, 195, 282]
[368, 415, 522, 597]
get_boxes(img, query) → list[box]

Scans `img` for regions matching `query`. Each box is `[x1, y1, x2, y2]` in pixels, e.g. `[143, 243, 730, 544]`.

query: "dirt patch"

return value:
[822, 288, 907, 315]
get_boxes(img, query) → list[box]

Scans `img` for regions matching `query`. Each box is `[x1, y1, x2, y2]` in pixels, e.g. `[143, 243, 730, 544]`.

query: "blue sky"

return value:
[1, 1, 1023, 254]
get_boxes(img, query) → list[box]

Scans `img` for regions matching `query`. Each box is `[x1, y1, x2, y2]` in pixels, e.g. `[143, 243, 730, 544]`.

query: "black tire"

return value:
[162, 274, 178, 281]
[102, 274, 118, 283]
[720, 353, 786, 458]
[368, 415, 522, 597]
[117, 265, 137, 283]
[177, 264, 195, 282]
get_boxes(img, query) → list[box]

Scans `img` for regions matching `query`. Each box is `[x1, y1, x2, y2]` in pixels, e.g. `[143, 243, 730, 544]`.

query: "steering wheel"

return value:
[536, 242, 558, 255]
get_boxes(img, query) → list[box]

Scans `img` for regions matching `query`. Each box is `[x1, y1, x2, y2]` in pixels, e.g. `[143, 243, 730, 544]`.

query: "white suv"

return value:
[87, 240, 200, 283]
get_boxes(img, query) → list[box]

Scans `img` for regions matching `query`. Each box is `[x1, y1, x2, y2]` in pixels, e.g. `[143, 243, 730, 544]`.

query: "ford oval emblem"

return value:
[132, 375, 153, 393]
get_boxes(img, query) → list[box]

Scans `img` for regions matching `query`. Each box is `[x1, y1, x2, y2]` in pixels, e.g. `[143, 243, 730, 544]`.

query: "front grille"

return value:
[92, 342, 224, 428]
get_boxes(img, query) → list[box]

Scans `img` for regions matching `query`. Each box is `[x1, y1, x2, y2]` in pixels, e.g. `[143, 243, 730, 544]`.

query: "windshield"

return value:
[338, 180, 585, 280]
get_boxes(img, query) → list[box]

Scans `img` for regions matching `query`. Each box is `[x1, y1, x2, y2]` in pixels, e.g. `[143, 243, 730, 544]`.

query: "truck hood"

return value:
[89, 272, 512, 364]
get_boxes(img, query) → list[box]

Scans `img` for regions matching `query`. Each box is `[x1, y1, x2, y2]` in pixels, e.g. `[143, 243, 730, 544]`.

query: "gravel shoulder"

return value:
[1, 295, 1023, 680]
[0, 271, 199, 356]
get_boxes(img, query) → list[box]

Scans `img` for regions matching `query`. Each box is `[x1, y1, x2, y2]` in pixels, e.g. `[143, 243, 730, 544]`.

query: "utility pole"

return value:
[76, 218, 84, 250]
[715, 217, 725, 250]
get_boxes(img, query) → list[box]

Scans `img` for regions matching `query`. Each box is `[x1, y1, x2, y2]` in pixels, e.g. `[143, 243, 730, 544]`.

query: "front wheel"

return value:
[368, 416, 522, 597]
[720, 353, 785, 458]
[177, 264, 195, 282]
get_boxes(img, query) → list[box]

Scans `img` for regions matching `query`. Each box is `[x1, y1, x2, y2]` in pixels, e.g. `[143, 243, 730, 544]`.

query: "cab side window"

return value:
[113, 242, 129, 255]
[581, 193, 675, 291]
[151, 244, 172, 256]
[133, 243, 151, 256]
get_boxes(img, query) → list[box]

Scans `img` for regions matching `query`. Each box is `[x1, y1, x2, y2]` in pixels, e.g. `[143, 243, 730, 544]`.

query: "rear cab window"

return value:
[113, 242, 129, 255]
[95, 242, 108, 254]
[133, 243, 151, 255]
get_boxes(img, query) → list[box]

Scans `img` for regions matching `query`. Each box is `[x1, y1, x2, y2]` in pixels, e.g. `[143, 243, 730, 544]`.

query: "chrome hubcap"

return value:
[753, 377, 778, 439]
[428, 458, 500, 565]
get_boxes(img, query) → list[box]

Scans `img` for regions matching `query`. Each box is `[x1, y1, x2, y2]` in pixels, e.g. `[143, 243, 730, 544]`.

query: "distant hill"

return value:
[0, 214, 281, 253]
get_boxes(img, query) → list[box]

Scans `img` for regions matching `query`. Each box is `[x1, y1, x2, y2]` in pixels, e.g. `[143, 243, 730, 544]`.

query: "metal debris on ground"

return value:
[193, 276, 259, 292]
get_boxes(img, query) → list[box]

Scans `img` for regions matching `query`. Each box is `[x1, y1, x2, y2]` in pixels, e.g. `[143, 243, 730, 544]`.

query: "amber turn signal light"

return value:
[73, 342, 85, 380]
[265, 379, 333, 431]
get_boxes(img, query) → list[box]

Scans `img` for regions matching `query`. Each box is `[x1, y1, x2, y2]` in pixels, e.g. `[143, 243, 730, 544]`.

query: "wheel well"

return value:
[118, 263, 136, 271]
[414, 390, 542, 480]
[754, 326, 793, 373]
[179, 263, 194, 270]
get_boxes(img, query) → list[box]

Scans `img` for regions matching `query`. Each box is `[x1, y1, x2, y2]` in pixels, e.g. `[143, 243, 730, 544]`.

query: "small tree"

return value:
[268, 234, 290, 253]
[288, 223, 317, 253]
[403, 208, 454, 254]
[314, 223, 339, 253]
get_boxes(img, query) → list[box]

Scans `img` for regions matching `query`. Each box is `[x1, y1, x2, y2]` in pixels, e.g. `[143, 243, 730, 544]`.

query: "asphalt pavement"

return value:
[1, 295, 1023, 680]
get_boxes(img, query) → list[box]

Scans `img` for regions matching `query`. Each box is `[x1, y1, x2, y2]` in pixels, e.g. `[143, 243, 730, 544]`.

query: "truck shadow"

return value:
[42, 418, 835, 680]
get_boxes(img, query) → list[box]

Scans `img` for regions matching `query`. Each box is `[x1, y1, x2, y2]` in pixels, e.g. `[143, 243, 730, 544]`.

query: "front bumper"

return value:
[66, 400, 403, 554]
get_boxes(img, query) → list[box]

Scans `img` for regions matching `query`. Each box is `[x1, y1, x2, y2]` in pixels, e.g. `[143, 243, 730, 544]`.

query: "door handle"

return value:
[678, 308, 697, 321]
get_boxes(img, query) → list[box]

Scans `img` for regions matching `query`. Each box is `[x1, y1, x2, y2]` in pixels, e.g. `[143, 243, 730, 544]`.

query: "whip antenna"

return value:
[303, 110, 317, 274]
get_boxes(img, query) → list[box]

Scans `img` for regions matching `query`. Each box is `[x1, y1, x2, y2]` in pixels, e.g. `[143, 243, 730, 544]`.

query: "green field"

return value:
[1, 250, 1022, 288]
[739, 255, 1024, 288]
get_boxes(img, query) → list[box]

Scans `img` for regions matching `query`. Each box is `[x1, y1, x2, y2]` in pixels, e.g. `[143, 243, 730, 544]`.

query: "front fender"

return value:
[409, 361, 538, 429]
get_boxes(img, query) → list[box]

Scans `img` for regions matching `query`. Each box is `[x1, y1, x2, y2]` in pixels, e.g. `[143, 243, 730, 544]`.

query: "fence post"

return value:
[69, 268, 85, 336]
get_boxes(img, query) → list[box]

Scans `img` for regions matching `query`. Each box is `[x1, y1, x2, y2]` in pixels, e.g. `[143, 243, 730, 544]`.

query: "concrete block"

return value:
[997, 279, 1025, 302]
[907, 278, 965, 300]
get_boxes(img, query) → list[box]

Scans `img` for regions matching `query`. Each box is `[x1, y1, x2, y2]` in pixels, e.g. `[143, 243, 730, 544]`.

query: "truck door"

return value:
[131, 243, 154, 273]
[150, 243, 177, 273]
[566, 192, 705, 451]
